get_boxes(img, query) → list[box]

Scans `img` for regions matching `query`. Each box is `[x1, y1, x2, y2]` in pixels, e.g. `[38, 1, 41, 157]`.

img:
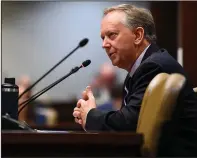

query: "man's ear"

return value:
[134, 27, 145, 45]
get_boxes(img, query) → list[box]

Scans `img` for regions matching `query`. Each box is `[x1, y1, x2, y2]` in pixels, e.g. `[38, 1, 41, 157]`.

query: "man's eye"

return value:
[109, 33, 117, 40]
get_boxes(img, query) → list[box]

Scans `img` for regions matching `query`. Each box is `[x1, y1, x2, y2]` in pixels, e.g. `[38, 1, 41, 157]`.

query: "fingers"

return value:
[82, 91, 88, 101]
[78, 119, 82, 124]
[73, 108, 82, 125]
[73, 110, 81, 118]
[74, 107, 80, 111]
[77, 99, 83, 108]
[81, 86, 94, 101]
[74, 117, 82, 125]
[73, 107, 81, 120]
[77, 99, 87, 108]
[85, 86, 94, 100]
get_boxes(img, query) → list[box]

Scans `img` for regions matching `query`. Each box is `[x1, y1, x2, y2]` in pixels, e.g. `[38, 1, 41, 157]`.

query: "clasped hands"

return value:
[73, 86, 96, 130]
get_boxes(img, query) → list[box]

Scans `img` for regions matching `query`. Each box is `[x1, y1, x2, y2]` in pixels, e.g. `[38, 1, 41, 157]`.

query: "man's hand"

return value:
[73, 86, 96, 130]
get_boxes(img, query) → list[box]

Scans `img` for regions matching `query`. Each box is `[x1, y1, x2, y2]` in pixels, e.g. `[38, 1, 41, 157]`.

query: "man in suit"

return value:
[73, 4, 197, 156]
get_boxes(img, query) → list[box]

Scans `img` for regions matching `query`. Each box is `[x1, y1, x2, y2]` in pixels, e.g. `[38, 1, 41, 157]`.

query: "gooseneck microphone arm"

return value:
[18, 38, 89, 99]
[18, 60, 91, 115]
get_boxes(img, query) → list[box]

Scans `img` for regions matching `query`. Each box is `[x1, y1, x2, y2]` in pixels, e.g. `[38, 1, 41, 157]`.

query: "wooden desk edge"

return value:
[2, 131, 143, 146]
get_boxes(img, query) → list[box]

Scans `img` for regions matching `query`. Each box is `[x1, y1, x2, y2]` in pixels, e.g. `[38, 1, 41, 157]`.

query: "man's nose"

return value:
[102, 38, 110, 49]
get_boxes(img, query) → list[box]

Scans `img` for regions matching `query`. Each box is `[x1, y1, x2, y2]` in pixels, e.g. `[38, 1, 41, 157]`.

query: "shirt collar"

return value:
[129, 44, 151, 77]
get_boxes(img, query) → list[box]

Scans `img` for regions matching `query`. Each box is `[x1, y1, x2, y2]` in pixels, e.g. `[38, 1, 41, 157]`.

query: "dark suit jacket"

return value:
[85, 44, 197, 156]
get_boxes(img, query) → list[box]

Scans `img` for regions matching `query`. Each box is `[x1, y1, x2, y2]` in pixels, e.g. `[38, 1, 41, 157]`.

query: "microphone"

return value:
[79, 59, 91, 68]
[18, 38, 89, 99]
[79, 38, 89, 47]
[18, 60, 91, 114]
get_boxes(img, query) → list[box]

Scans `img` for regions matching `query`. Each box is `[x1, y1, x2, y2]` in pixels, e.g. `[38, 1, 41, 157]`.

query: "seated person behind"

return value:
[97, 83, 123, 111]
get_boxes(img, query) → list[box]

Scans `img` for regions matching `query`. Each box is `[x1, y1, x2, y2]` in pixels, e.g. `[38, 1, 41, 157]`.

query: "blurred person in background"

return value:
[90, 62, 118, 106]
[17, 75, 57, 126]
[97, 83, 123, 111]
[18, 75, 33, 123]
[110, 83, 123, 111]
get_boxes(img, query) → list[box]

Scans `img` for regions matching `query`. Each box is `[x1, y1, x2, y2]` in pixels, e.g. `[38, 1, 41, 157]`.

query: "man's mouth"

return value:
[109, 52, 115, 57]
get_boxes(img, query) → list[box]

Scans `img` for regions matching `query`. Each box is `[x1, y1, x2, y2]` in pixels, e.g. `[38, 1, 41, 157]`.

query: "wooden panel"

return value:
[150, 1, 178, 59]
[180, 1, 197, 87]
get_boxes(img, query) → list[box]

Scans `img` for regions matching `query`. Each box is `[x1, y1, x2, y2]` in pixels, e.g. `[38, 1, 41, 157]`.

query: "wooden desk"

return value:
[31, 122, 83, 131]
[2, 130, 143, 157]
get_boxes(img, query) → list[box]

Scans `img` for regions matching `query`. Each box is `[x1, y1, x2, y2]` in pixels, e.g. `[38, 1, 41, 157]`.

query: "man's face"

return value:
[101, 11, 137, 70]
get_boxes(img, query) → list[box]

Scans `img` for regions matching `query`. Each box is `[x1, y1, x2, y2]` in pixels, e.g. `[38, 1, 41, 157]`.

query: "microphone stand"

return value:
[18, 38, 88, 99]
[18, 66, 80, 115]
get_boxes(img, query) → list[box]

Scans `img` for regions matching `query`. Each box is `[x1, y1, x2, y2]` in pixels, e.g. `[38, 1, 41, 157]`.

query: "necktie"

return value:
[123, 75, 132, 106]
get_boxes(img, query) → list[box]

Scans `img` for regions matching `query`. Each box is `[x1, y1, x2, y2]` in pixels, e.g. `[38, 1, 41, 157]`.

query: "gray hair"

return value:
[103, 4, 157, 43]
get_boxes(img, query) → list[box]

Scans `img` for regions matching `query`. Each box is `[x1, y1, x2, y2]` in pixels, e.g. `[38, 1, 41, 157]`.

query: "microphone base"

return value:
[2, 114, 36, 131]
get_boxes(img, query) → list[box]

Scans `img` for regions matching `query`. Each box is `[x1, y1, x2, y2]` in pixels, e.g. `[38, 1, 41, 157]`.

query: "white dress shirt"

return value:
[129, 44, 151, 77]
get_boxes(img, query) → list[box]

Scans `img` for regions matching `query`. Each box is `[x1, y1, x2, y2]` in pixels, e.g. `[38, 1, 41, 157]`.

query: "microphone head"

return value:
[79, 38, 89, 47]
[82, 60, 91, 67]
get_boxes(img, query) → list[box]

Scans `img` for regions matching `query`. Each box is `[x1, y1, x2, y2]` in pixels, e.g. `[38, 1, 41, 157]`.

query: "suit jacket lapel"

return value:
[122, 43, 161, 107]
[141, 43, 160, 62]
